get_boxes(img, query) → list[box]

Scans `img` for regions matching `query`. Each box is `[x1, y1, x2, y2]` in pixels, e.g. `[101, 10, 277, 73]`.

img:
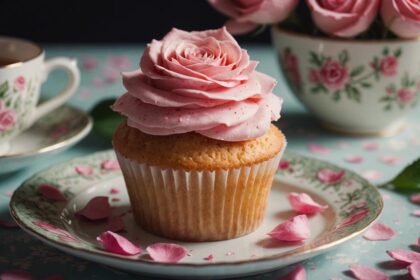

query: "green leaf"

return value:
[361, 82, 372, 88]
[382, 47, 389, 56]
[309, 51, 322, 67]
[387, 158, 420, 192]
[332, 90, 341, 101]
[90, 98, 125, 141]
[350, 65, 365, 77]
[339, 50, 349, 65]
[0, 81, 9, 97]
[384, 104, 392, 111]
[394, 48, 402, 58]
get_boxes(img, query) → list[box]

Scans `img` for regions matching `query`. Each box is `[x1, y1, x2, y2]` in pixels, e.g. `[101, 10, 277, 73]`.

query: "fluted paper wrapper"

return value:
[116, 151, 283, 241]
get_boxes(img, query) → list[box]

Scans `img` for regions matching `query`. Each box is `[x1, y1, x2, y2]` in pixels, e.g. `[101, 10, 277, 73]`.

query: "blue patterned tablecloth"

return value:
[0, 45, 419, 279]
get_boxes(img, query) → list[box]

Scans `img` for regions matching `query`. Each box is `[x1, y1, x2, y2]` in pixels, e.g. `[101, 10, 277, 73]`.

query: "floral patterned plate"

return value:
[10, 150, 382, 279]
[0, 105, 92, 174]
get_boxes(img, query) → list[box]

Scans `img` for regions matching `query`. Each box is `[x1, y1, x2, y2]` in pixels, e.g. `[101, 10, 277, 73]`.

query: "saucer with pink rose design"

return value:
[0, 104, 92, 174]
[10, 150, 382, 279]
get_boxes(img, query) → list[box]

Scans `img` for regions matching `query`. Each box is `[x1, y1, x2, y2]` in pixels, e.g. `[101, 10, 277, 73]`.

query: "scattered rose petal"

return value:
[411, 194, 420, 204]
[204, 254, 214, 261]
[287, 192, 328, 214]
[107, 56, 131, 70]
[82, 57, 97, 70]
[411, 210, 420, 217]
[308, 144, 330, 155]
[345, 155, 364, 164]
[92, 77, 105, 88]
[0, 219, 18, 228]
[106, 216, 125, 232]
[109, 188, 119, 194]
[409, 262, 420, 280]
[0, 269, 34, 280]
[103, 67, 119, 83]
[362, 142, 379, 151]
[387, 249, 420, 264]
[338, 209, 369, 228]
[349, 264, 387, 280]
[97, 231, 141, 256]
[268, 215, 310, 242]
[279, 160, 290, 170]
[317, 169, 345, 184]
[361, 170, 383, 182]
[146, 243, 188, 263]
[77, 196, 111, 220]
[363, 223, 396, 241]
[75, 165, 93, 176]
[278, 264, 306, 280]
[101, 160, 120, 171]
[380, 155, 401, 165]
[38, 184, 66, 202]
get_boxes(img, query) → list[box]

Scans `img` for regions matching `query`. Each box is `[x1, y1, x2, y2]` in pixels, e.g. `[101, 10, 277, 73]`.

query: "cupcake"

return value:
[112, 27, 286, 241]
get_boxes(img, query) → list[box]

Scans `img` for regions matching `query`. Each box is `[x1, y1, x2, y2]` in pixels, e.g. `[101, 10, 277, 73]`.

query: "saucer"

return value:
[0, 105, 92, 174]
[10, 150, 382, 279]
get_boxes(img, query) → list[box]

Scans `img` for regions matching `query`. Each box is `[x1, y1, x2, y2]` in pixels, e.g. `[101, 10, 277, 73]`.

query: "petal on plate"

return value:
[75, 165, 93, 176]
[278, 264, 306, 280]
[349, 264, 388, 280]
[97, 231, 142, 256]
[146, 243, 188, 263]
[38, 184, 66, 202]
[317, 169, 345, 184]
[77, 196, 112, 220]
[109, 188, 119, 194]
[287, 192, 328, 214]
[410, 194, 420, 204]
[408, 262, 420, 280]
[387, 249, 420, 264]
[204, 254, 214, 261]
[363, 223, 396, 241]
[101, 160, 120, 171]
[268, 215, 310, 242]
[0, 269, 34, 280]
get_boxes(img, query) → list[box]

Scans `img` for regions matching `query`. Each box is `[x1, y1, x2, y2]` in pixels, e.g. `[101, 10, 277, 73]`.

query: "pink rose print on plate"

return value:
[317, 169, 345, 184]
[398, 88, 415, 103]
[0, 100, 16, 132]
[14, 76, 26, 91]
[278, 159, 290, 170]
[337, 209, 369, 229]
[380, 56, 398, 77]
[319, 60, 349, 91]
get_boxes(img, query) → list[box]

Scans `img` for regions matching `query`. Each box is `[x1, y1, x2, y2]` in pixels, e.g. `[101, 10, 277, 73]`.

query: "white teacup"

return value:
[0, 37, 80, 154]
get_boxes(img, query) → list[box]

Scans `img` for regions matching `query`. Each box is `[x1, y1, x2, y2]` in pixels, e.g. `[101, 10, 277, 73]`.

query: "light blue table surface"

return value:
[1, 45, 419, 279]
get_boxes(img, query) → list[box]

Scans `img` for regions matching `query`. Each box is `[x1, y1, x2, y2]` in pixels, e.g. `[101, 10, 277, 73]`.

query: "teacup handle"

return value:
[31, 57, 80, 125]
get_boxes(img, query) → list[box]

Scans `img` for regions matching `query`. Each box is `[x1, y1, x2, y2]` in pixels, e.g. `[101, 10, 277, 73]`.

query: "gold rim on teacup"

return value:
[0, 36, 43, 69]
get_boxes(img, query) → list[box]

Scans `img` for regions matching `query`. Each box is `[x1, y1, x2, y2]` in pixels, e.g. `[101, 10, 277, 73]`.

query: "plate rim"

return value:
[9, 150, 383, 268]
[0, 105, 92, 160]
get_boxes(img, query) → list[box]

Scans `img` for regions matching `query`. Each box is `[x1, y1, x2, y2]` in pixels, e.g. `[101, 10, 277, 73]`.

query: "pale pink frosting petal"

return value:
[363, 223, 396, 241]
[317, 169, 345, 184]
[106, 216, 125, 232]
[411, 194, 420, 204]
[38, 184, 66, 202]
[0, 270, 34, 280]
[75, 165, 93, 176]
[101, 160, 120, 171]
[349, 264, 388, 280]
[408, 262, 420, 280]
[77, 196, 112, 221]
[225, 19, 259, 35]
[146, 243, 188, 263]
[387, 249, 420, 264]
[268, 215, 310, 241]
[308, 144, 330, 155]
[287, 192, 328, 214]
[97, 231, 142, 256]
[280, 264, 306, 280]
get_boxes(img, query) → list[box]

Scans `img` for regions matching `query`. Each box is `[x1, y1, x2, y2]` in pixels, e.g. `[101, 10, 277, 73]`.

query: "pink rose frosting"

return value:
[306, 0, 380, 38]
[112, 27, 282, 142]
[381, 0, 420, 38]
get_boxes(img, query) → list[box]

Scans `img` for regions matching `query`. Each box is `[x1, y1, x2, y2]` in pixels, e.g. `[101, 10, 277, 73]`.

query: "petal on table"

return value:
[349, 264, 388, 280]
[363, 223, 396, 241]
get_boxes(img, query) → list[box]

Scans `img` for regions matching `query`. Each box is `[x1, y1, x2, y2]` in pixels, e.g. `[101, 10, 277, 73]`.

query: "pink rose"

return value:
[208, 0, 298, 34]
[306, 0, 380, 38]
[14, 76, 25, 91]
[0, 108, 16, 132]
[381, 0, 420, 38]
[380, 56, 398, 77]
[319, 60, 349, 91]
[112, 28, 282, 142]
[398, 88, 415, 103]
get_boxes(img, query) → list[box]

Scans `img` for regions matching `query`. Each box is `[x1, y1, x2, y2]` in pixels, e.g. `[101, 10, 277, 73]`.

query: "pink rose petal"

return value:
[106, 216, 125, 232]
[101, 160, 120, 171]
[278, 264, 306, 280]
[387, 249, 420, 264]
[97, 231, 141, 256]
[287, 192, 328, 214]
[308, 144, 330, 155]
[317, 169, 345, 184]
[279, 160, 290, 170]
[146, 243, 188, 263]
[109, 188, 119, 195]
[0, 270, 34, 280]
[362, 142, 379, 151]
[413, 210, 420, 217]
[362, 223, 396, 241]
[345, 155, 364, 164]
[82, 57, 97, 70]
[75, 165, 93, 176]
[349, 264, 387, 280]
[77, 196, 112, 220]
[408, 262, 420, 280]
[411, 194, 420, 204]
[0, 219, 18, 228]
[361, 170, 383, 182]
[338, 209, 369, 228]
[380, 155, 401, 165]
[204, 254, 214, 261]
[268, 215, 310, 242]
[38, 184, 66, 202]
